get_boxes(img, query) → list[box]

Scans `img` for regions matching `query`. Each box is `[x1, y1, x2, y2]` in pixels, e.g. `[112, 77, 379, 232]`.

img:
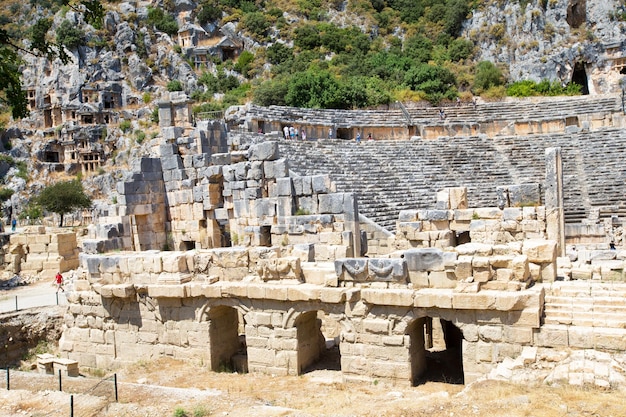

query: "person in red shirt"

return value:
[55, 272, 65, 293]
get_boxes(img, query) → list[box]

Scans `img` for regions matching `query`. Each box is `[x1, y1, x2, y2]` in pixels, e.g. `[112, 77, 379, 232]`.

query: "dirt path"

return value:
[2, 357, 626, 417]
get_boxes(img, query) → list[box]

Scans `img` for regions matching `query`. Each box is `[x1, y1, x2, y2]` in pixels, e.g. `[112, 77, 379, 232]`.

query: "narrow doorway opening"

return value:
[297, 311, 339, 374]
[407, 317, 464, 386]
[208, 305, 247, 373]
[572, 62, 589, 95]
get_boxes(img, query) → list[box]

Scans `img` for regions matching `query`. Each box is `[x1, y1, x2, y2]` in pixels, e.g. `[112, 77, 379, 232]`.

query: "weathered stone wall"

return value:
[7, 228, 79, 276]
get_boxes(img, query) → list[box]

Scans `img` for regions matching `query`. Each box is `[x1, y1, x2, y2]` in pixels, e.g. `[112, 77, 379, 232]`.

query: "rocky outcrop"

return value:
[464, 0, 625, 92]
[0, 307, 65, 367]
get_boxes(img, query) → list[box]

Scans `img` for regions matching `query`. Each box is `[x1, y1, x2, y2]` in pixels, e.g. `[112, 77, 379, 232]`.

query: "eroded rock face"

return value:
[464, 0, 622, 92]
[566, 0, 586, 28]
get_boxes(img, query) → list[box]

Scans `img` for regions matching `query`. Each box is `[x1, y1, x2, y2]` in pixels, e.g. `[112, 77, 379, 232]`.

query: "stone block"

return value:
[318, 193, 344, 214]
[361, 289, 414, 306]
[414, 289, 453, 308]
[533, 326, 568, 347]
[367, 258, 408, 283]
[428, 271, 456, 288]
[398, 210, 419, 222]
[404, 248, 445, 271]
[249, 141, 279, 161]
[453, 293, 496, 310]
[362, 318, 391, 334]
[448, 187, 468, 209]
[522, 239, 556, 263]
[311, 175, 332, 193]
[335, 258, 367, 281]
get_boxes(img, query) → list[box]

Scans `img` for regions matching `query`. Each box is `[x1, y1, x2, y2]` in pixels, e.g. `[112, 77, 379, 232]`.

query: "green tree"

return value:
[240, 12, 270, 41]
[197, 1, 222, 25]
[403, 63, 457, 104]
[285, 69, 341, 108]
[443, 0, 470, 37]
[36, 180, 92, 227]
[55, 20, 86, 50]
[266, 43, 292, 65]
[473, 60, 505, 93]
[252, 78, 288, 106]
[147, 7, 179, 36]
[234, 50, 255, 78]
[448, 38, 474, 62]
[403, 34, 433, 64]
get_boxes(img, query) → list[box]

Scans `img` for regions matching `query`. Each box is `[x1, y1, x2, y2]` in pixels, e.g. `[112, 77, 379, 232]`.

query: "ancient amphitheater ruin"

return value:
[16, 93, 626, 388]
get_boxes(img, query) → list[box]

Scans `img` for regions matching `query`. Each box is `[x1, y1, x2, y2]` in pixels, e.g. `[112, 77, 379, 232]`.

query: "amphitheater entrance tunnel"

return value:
[406, 317, 464, 386]
[208, 305, 247, 373]
[295, 310, 337, 374]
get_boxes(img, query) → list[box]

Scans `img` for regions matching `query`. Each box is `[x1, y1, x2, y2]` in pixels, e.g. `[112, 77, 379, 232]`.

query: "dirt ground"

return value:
[1, 357, 626, 417]
[2, 281, 626, 417]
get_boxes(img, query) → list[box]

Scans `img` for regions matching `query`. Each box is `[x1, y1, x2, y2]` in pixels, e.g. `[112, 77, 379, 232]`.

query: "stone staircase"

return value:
[543, 281, 626, 328]
[278, 126, 626, 232]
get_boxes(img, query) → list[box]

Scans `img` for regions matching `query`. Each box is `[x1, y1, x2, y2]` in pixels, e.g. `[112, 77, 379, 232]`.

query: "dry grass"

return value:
[3, 357, 626, 417]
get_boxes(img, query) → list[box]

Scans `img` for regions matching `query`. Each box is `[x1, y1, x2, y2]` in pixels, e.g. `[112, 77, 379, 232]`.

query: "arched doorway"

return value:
[406, 317, 464, 385]
[207, 305, 247, 373]
[293, 310, 343, 374]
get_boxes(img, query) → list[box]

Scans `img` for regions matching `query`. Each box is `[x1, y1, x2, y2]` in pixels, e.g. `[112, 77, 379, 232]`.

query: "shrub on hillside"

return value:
[147, 7, 178, 36]
[473, 61, 505, 93]
[507, 79, 582, 97]
[403, 64, 457, 105]
[198, 2, 222, 25]
[167, 80, 184, 92]
[55, 20, 86, 50]
[234, 50, 255, 78]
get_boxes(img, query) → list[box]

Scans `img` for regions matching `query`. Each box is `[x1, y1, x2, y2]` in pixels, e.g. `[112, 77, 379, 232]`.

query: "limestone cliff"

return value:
[465, 0, 626, 93]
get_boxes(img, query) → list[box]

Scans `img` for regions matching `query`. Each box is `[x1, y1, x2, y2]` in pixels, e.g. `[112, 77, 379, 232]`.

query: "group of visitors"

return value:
[355, 132, 373, 143]
[283, 126, 306, 140]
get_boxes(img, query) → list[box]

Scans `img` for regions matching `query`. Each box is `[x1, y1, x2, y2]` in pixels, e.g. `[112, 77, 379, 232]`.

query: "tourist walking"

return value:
[55, 272, 65, 293]
[328, 128, 332, 139]
[356, 133, 361, 144]
[301, 130, 307, 141]
[283, 126, 289, 140]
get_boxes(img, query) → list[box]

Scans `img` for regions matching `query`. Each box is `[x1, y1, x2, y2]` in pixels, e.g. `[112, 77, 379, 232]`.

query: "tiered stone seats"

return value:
[248, 95, 621, 131]
[247, 105, 408, 128]
[278, 127, 626, 231]
[408, 95, 620, 124]
[543, 281, 626, 328]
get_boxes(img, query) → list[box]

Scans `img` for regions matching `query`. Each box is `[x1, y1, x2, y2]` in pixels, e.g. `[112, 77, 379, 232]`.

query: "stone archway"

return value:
[287, 308, 344, 374]
[406, 316, 464, 386]
[206, 305, 247, 373]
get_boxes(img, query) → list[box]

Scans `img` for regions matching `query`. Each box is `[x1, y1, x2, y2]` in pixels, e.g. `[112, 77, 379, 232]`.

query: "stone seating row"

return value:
[248, 95, 620, 129]
[278, 127, 626, 231]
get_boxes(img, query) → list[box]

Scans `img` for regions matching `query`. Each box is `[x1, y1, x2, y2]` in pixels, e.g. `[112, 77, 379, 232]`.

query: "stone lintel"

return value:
[361, 288, 414, 306]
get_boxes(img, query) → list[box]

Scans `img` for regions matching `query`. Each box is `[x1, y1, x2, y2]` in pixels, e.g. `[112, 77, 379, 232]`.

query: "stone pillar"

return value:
[545, 147, 565, 257]
[158, 100, 173, 127]
[344, 193, 362, 257]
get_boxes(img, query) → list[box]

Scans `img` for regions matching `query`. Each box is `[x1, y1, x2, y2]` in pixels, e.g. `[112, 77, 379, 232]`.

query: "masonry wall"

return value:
[7, 228, 79, 276]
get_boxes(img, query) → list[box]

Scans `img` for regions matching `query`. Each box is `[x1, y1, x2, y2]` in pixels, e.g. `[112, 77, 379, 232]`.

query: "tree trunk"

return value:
[59, 213, 64, 227]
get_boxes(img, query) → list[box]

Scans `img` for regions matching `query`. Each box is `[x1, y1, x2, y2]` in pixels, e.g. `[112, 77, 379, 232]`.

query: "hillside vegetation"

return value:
[0, 0, 600, 123]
